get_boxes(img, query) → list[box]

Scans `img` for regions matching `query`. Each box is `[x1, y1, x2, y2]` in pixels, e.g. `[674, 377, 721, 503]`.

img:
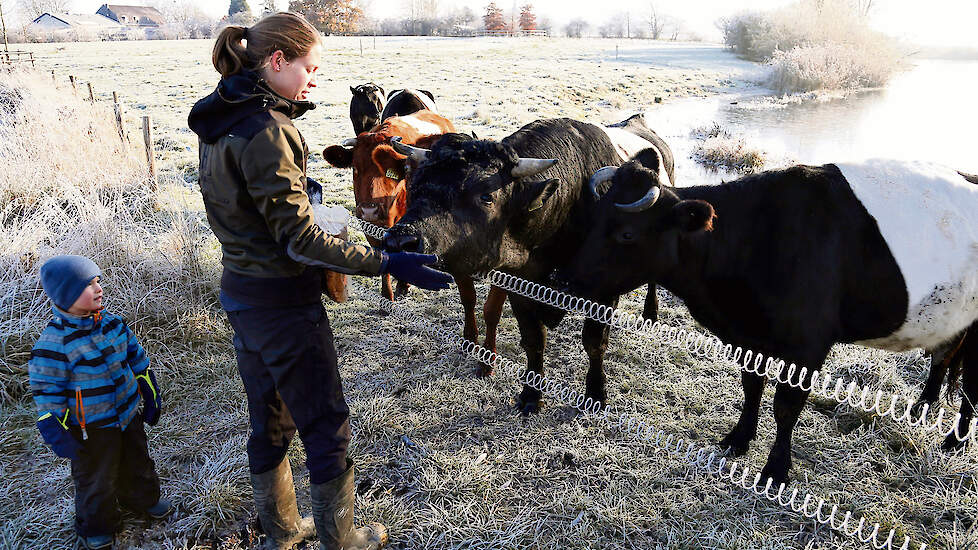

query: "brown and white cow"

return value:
[324, 111, 508, 363]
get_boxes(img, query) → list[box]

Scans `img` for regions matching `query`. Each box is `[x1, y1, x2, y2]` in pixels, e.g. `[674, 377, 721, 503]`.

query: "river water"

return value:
[644, 58, 978, 186]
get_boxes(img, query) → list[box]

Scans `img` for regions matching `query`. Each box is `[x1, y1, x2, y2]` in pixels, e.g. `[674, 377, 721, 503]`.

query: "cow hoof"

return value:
[718, 433, 750, 457]
[515, 396, 541, 415]
[584, 392, 607, 411]
[909, 399, 932, 419]
[758, 463, 790, 489]
[941, 433, 969, 452]
[475, 364, 494, 378]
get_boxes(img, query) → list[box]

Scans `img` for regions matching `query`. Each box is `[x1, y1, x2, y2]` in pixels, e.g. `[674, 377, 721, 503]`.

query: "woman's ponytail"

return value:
[209, 13, 320, 78]
[212, 25, 249, 78]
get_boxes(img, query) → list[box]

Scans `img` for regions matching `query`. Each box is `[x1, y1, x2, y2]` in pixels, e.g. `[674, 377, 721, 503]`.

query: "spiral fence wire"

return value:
[347, 276, 925, 550]
[347, 216, 977, 446]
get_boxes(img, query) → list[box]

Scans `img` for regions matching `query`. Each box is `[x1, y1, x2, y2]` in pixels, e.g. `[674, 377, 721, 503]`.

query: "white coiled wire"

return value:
[346, 277, 924, 550]
[348, 216, 976, 445]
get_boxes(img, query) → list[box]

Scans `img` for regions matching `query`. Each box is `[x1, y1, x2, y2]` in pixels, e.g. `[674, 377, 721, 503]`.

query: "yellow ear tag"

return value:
[385, 169, 401, 180]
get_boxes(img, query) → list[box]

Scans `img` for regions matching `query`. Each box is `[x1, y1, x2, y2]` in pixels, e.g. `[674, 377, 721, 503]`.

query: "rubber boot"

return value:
[310, 460, 388, 550]
[251, 457, 316, 550]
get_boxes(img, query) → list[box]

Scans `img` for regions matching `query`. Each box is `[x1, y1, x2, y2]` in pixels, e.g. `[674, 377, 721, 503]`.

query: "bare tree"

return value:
[564, 17, 587, 38]
[647, 1, 663, 39]
[598, 12, 625, 38]
[17, 0, 69, 20]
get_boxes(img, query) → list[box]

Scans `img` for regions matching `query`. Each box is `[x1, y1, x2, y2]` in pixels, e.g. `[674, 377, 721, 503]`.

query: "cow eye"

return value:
[480, 193, 493, 204]
[619, 230, 635, 242]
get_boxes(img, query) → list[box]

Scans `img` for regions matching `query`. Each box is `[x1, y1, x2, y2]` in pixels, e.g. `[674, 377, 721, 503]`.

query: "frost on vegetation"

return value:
[0, 70, 219, 391]
[690, 123, 766, 174]
[720, 0, 904, 93]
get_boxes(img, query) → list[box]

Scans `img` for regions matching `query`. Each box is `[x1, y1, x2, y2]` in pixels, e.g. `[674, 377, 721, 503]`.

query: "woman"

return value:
[188, 12, 452, 550]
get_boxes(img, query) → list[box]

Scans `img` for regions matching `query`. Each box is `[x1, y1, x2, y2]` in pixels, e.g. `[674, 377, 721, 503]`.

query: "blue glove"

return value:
[383, 252, 454, 291]
[37, 411, 81, 460]
[135, 369, 162, 426]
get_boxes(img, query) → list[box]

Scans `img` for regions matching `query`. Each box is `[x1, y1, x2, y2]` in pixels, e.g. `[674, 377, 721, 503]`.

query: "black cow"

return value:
[384, 115, 674, 412]
[350, 83, 385, 135]
[381, 89, 437, 120]
[563, 154, 978, 485]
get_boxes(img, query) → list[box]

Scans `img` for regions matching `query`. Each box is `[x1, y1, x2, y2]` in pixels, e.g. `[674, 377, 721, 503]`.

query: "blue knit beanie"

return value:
[40, 255, 101, 311]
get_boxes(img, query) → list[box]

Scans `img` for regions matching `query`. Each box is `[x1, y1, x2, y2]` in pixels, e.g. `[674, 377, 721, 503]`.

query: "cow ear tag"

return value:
[385, 168, 401, 180]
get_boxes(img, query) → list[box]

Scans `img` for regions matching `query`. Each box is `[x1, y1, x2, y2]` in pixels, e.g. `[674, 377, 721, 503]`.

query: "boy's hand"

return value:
[135, 369, 162, 426]
[37, 411, 81, 460]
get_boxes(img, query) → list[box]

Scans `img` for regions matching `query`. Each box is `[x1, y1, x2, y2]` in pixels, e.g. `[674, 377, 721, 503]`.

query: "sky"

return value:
[62, 0, 978, 47]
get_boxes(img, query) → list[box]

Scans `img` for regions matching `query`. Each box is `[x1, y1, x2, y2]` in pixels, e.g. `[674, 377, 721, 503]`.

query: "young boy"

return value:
[29, 255, 172, 550]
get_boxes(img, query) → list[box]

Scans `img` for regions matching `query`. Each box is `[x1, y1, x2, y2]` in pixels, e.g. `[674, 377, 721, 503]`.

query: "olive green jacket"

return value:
[189, 72, 386, 284]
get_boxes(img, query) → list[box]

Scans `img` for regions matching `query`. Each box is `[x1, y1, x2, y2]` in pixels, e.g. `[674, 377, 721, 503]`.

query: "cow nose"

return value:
[384, 233, 422, 253]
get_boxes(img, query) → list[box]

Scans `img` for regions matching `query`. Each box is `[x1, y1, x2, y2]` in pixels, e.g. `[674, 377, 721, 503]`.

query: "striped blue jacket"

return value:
[29, 307, 149, 431]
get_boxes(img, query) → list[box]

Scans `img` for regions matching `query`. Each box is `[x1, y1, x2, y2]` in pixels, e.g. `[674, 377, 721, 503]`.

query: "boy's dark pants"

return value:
[226, 303, 350, 485]
[69, 419, 160, 537]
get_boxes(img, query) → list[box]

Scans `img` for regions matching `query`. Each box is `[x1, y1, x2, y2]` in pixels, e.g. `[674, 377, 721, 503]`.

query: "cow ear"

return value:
[323, 145, 353, 169]
[670, 200, 715, 232]
[420, 89, 435, 102]
[372, 145, 405, 180]
[350, 85, 356, 94]
[631, 147, 660, 174]
[376, 85, 385, 97]
[526, 179, 560, 212]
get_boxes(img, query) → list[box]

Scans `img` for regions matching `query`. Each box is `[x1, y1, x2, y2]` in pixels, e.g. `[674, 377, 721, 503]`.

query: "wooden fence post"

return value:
[69, 75, 76, 95]
[50, 69, 55, 83]
[112, 91, 126, 143]
[142, 116, 156, 185]
[87, 82, 94, 102]
[29, 52, 34, 68]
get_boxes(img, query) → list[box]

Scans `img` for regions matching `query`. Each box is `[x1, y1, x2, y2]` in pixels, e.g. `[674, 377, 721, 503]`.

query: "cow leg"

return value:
[913, 333, 965, 417]
[759, 349, 825, 487]
[719, 371, 764, 456]
[943, 328, 978, 450]
[511, 296, 546, 415]
[380, 273, 394, 302]
[582, 316, 613, 408]
[394, 279, 410, 300]
[481, 284, 507, 358]
[642, 283, 658, 323]
[456, 276, 479, 343]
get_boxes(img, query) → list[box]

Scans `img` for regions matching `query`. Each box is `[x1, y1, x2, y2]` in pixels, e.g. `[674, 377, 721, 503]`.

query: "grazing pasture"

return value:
[0, 37, 975, 550]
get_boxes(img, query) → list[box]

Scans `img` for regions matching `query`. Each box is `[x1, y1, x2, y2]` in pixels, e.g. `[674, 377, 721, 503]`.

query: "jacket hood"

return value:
[188, 70, 316, 144]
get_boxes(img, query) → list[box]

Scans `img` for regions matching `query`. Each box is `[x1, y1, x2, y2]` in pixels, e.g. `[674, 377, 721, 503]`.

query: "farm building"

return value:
[29, 13, 125, 38]
[95, 4, 166, 28]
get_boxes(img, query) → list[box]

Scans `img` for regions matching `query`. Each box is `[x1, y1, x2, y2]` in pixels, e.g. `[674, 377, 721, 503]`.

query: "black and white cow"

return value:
[384, 115, 674, 411]
[563, 154, 978, 485]
[350, 83, 385, 135]
[381, 89, 437, 120]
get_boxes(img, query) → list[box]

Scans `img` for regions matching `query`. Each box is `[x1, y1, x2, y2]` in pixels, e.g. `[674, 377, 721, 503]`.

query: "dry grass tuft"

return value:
[690, 123, 766, 174]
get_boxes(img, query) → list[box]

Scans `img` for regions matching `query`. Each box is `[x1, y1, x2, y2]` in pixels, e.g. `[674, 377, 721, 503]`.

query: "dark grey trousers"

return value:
[69, 419, 160, 537]
[227, 303, 351, 484]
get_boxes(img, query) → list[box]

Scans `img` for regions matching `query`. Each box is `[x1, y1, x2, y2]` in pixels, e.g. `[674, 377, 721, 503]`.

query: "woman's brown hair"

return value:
[212, 12, 320, 78]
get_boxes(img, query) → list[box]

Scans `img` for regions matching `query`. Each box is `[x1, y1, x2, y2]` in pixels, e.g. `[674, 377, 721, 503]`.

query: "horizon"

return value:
[16, 0, 978, 47]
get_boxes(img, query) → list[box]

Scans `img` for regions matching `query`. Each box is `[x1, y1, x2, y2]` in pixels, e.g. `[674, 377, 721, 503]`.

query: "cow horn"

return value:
[341, 137, 357, 147]
[390, 136, 430, 163]
[511, 158, 558, 179]
[588, 166, 618, 200]
[615, 185, 661, 213]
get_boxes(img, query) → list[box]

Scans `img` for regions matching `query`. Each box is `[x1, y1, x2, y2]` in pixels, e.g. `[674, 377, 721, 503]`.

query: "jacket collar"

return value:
[52, 305, 99, 329]
[188, 69, 316, 144]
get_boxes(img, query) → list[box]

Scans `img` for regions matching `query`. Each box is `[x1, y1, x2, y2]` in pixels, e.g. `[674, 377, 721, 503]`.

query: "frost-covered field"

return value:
[1, 38, 976, 550]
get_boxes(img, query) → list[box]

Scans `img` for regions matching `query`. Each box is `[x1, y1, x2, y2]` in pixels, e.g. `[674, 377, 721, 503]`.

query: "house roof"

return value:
[32, 13, 124, 28]
[101, 5, 166, 25]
